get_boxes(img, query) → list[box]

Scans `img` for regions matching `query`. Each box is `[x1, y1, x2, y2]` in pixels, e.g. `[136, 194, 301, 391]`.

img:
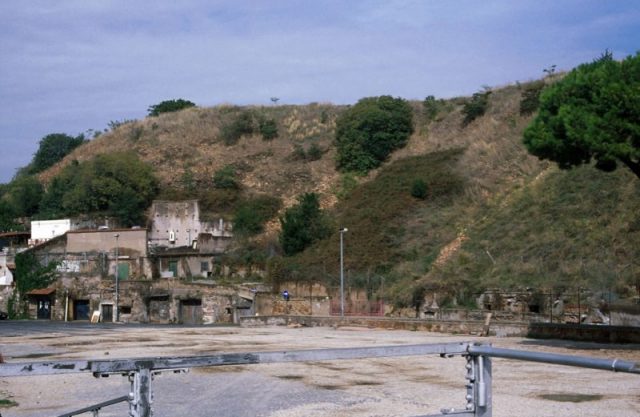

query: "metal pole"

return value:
[339, 228, 347, 318]
[114, 233, 119, 323]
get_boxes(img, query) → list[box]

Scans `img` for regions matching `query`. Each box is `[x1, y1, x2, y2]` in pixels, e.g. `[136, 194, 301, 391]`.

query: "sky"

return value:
[1, 0, 639, 184]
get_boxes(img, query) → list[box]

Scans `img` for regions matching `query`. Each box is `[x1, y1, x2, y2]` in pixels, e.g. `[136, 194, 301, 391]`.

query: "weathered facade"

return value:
[147, 200, 232, 250]
[22, 219, 240, 324]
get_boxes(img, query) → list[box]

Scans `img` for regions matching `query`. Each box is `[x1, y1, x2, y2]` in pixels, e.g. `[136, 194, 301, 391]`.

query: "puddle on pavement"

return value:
[538, 393, 603, 403]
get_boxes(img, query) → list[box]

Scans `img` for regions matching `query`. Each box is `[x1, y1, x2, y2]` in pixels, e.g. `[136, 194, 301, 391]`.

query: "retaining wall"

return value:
[240, 315, 529, 337]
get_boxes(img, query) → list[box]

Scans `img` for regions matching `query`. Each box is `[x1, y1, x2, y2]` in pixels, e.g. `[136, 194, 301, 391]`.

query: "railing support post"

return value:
[472, 355, 491, 417]
[129, 367, 153, 417]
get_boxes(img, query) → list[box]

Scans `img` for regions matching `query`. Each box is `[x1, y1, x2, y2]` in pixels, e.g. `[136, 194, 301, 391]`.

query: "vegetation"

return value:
[28, 133, 86, 174]
[462, 90, 491, 126]
[438, 165, 640, 296]
[335, 96, 414, 173]
[524, 52, 640, 179]
[411, 179, 428, 199]
[422, 95, 441, 122]
[258, 117, 279, 140]
[213, 165, 240, 190]
[39, 153, 158, 226]
[12, 252, 59, 318]
[519, 80, 546, 116]
[220, 110, 255, 145]
[148, 99, 195, 116]
[279, 193, 331, 256]
[233, 195, 282, 235]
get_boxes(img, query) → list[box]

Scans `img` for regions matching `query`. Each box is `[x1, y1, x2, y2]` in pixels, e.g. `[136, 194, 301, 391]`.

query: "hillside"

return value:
[39, 79, 640, 307]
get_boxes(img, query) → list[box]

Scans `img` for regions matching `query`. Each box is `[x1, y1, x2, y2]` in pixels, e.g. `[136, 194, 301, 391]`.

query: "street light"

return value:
[114, 233, 119, 322]
[339, 227, 348, 318]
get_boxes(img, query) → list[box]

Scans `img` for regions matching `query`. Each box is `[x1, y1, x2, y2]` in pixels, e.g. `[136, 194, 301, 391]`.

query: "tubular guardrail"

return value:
[0, 342, 638, 417]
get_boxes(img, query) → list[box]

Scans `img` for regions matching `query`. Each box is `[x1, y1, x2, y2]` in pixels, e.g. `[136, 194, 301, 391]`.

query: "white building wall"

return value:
[31, 219, 71, 242]
[0, 250, 13, 286]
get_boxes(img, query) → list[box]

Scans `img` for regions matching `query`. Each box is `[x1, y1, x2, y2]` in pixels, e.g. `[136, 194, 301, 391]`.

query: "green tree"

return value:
[411, 179, 428, 199]
[13, 252, 59, 317]
[7, 175, 43, 217]
[279, 193, 331, 255]
[148, 99, 196, 116]
[28, 133, 85, 174]
[40, 152, 158, 225]
[335, 96, 414, 173]
[523, 52, 640, 179]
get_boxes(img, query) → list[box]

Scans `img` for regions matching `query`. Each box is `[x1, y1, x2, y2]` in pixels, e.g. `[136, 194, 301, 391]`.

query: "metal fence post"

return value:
[473, 355, 491, 417]
[129, 367, 153, 417]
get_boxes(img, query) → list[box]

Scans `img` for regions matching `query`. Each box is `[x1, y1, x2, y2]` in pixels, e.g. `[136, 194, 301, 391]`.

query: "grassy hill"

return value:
[38, 79, 640, 307]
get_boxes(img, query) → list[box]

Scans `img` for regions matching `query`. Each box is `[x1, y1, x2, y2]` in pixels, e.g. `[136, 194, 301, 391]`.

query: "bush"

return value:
[411, 179, 428, 199]
[519, 81, 545, 116]
[259, 118, 278, 140]
[148, 99, 195, 116]
[233, 195, 282, 235]
[213, 165, 240, 189]
[220, 110, 254, 145]
[422, 95, 440, 122]
[279, 193, 331, 255]
[462, 90, 491, 126]
[305, 143, 323, 161]
[335, 96, 414, 173]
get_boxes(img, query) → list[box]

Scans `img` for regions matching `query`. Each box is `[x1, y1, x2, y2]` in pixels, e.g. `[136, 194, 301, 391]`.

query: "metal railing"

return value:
[1, 342, 638, 417]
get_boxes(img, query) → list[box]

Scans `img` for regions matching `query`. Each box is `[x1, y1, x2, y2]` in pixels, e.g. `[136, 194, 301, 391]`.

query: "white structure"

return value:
[0, 248, 13, 286]
[30, 219, 72, 246]
[148, 200, 232, 248]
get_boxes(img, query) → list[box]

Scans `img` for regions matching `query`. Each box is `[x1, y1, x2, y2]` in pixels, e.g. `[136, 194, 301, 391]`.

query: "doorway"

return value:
[36, 298, 51, 319]
[74, 300, 90, 320]
[180, 299, 203, 325]
[101, 304, 113, 322]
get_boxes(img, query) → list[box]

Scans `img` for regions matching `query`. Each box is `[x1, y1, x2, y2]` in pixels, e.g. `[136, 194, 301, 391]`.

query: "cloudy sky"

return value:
[1, 0, 638, 183]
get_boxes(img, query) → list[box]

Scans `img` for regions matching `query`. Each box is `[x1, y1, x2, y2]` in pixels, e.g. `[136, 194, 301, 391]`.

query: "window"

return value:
[120, 306, 132, 314]
[201, 262, 209, 272]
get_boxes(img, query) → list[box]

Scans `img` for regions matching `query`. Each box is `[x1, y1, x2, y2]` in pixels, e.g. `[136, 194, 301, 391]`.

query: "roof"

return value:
[27, 288, 56, 295]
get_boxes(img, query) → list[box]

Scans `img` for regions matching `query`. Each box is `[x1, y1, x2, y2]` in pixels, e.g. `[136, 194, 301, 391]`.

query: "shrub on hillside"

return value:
[258, 118, 278, 140]
[147, 99, 195, 116]
[220, 110, 254, 145]
[519, 81, 545, 116]
[335, 96, 414, 173]
[462, 90, 491, 126]
[213, 165, 240, 189]
[279, 193, 331, 256]
[411, 179, 428, 199]
[233, 195, 282, 235]
[422, 95, 441, 122]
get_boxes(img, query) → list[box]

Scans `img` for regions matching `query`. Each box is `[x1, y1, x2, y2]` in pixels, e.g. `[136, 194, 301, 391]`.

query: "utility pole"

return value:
[339, 228, 348, 318]
[114, 233, 119, 322]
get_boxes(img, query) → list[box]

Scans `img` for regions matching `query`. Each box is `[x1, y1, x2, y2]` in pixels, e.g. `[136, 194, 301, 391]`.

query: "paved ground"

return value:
[1, 320, 639, 417]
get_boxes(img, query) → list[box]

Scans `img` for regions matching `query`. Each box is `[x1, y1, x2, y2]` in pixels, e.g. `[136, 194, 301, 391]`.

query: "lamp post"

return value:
[114, 233, 119, 322]
[339, 227, 348, 318]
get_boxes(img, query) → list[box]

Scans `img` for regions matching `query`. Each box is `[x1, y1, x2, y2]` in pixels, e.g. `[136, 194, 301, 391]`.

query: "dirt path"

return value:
[1, 323, 639, 416]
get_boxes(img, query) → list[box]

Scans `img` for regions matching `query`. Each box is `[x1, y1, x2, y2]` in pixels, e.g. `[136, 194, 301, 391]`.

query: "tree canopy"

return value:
[148, 99, 196, 116]
[335, 96, 414, 173]
[523, 52, 640, 179]
[29, 133, 86, 174]
[279, 193, 331, 256]
[39, 152, 158, 225]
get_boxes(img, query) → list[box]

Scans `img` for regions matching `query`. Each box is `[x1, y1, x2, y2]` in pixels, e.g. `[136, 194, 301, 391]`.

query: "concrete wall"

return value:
[148, 200, 232, 249]
[241, 315, 529, 337]
[67, 229, 147, 254]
